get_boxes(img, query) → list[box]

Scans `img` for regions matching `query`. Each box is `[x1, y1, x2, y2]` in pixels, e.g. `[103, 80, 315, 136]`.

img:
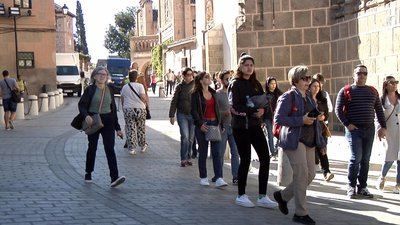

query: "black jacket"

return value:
[169, 80, 194, 117]
[78, 84, 121, 131]
[228, 77, 264, 129]
[191, 88, 221, 128]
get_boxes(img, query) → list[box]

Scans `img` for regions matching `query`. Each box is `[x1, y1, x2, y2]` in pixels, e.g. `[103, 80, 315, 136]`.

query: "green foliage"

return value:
[104, 7, 136, 58]
[75, 1, 89, 55]
[151, 45, 162, 79]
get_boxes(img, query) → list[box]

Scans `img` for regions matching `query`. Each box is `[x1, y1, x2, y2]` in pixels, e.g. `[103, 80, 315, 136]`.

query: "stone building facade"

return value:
[0, 0, 58, 95]
[55, 4, 75, 53]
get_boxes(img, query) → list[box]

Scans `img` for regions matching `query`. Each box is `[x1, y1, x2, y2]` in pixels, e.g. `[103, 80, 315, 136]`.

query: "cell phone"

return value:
[307, 108, 321, 118]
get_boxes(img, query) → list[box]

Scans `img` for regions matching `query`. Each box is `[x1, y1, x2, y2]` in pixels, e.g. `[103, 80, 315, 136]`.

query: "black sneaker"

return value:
[273, 191, 288, 215]
[110, 176, 126, 188]
[347, 186, 358, 199]
[293, 214, 316, 225]
[84, 173, 92, 183]
[232, 178, 238, 185]
[211, 177, 217, 182]
[357, 187, 374, 198]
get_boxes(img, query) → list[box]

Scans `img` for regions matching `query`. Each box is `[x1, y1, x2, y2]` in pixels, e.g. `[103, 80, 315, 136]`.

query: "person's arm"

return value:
[168, 84, 181, 118]
[78, 86, 92, 117]
[230, 80, 257, 115]
[191, 92, 204, 128]
[375, 93, 386, 129]
[274, 92, 303, 127]
[334, 87, 350, 127]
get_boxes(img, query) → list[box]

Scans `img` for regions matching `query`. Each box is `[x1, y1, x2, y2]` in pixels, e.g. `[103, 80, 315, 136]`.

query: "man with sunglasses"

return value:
[335, 64, 387, 199]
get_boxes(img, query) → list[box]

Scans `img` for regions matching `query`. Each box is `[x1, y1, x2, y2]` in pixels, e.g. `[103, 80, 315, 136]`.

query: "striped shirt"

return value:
[335, 85, 386, 128]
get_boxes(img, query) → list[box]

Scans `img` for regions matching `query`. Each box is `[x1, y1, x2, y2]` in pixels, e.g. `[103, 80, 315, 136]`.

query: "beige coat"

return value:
[382, 96, 400, 161]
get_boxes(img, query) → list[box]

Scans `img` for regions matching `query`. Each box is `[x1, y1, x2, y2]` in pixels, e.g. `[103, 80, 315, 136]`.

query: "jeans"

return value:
[177, 113, 195, 161]
[220, 125, 239, 178]
[233, 126, 270, 195]
[86, 113, 119, 182]
[195, 120, 222, 179]
[345, 126, 375, 188]
[381, 160, 400, 184]
[264, 119, 277, 156]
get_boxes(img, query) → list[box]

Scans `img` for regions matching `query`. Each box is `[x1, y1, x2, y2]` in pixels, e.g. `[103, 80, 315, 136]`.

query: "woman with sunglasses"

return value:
[229, 53, 277, 208]
[191, 71, 228, 188]
[273, 65, 323, 225]
[376, 76, 400, 194]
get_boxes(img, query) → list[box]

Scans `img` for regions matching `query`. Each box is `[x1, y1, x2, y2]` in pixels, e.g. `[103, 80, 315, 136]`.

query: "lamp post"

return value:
[9, 6, 21, 77]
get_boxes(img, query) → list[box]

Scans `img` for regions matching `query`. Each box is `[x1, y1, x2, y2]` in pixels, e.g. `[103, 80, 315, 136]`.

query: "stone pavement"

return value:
[0, 92, 399, 225]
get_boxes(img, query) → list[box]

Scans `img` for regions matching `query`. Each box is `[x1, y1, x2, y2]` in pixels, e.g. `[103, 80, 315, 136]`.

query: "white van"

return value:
[56, 53, 81, 97]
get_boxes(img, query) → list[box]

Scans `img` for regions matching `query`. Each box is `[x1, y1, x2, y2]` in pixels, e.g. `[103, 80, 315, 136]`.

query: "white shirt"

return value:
[121, 82, 146, 109]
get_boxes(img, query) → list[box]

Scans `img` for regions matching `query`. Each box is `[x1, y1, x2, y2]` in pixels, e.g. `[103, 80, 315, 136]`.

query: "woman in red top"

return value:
[191, 71, 228, 188]
[150, 73, 157, 94]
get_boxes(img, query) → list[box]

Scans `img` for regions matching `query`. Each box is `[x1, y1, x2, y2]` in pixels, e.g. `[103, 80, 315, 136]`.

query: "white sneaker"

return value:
[129, 150, 137, 155]
[393, 185, 400, 194]
[215, 178, 228, 188]
[200, 178, 210, 186]
[141, 144, 148, 153]
[257, 195, 278, 208]
[235, 195, 255, 208]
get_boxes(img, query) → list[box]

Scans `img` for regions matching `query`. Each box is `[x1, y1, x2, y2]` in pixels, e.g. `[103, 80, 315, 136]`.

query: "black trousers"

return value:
[315, 147, 331, 174]
[86, 113, 119, 182]
[233, 126, 270, 195]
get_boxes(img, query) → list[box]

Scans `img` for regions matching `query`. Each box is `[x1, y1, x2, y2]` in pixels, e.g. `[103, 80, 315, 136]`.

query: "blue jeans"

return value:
[220, 125, 239, 178]
[345, 126, 375, 188]
[381, 160, 400, 184]
[195, 120, 222, 179]
[177, 113, 195, 161]
[264, 119, 277, 156]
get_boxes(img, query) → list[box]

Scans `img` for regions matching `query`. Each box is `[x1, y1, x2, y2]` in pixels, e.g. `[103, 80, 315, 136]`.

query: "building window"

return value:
[192, 19, 196, 35]
[18, 52, 34, 68]
[14, 0, 32, 9]
[190, 0, 196, 4]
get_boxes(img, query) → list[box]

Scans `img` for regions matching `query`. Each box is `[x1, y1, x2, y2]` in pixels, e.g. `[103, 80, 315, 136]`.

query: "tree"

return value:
[104, 7, 136, 58]
[75, 1, 89, 55]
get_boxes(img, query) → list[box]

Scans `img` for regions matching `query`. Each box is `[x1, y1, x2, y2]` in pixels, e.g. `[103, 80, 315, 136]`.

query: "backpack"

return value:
[342, 84, 378, 114]
[272, 91, 296, 139]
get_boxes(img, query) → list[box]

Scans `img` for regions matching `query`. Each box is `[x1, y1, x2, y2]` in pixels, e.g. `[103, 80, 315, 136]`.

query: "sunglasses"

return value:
[356, 72, 368, 76]
[300, 76, 311, 82]
[388, 80, 399, 85]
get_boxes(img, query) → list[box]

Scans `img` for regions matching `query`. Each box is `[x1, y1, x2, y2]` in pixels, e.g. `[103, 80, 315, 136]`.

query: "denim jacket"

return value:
[274, 87, 305, 151]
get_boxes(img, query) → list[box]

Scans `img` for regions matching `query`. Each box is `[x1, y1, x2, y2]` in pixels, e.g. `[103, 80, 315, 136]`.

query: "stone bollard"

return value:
[39, 93, 49, 112]
[48, 92, 56, 110]
[57, 89, 64, 105]
[0, 98, 4, 126]
[54, 91, 60, 108]
[158, 83, 166, 98]
[277, 148, 293, 187]
[28, 95, 39, 116]
[16, 98, 25, 120]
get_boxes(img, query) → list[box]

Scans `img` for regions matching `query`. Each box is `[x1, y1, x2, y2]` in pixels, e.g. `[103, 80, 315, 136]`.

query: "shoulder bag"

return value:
[128, 83, 151, 119]
[199, 94, 221, 142]
[4, 79, 21, 103]
[81, 87, 105, 135]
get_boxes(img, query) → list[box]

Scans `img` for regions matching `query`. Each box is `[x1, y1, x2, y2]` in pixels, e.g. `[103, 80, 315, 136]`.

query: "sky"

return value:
[54, 0, 140, 63]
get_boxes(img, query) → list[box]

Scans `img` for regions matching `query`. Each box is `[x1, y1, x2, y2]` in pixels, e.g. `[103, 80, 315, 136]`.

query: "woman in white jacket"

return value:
[377, 76, 400, 194]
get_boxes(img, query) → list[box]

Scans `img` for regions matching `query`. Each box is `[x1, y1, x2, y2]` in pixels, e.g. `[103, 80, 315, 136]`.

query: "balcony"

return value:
[131, 35, 159, 52]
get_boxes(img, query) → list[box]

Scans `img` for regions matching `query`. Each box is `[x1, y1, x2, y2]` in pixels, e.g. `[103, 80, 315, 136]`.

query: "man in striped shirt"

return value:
[335, 64, 386, 199]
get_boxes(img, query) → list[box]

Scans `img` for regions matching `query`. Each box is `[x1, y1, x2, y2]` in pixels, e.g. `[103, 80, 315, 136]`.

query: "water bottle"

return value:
[246, 95, 255, 108]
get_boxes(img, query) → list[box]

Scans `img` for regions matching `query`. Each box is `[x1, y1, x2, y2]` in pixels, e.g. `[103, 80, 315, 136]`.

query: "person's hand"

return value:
[85, 116, 93, 127]
[116, 130, 124, 139]
[346, 124, 358, 131]
[169, 117, 175, 125]
[200, 123, 208, 133]
[254, 108, 264, 118]
[317, 113, 325, 121]
[303, 115, 316, 125]
[378, 128, 387, 141]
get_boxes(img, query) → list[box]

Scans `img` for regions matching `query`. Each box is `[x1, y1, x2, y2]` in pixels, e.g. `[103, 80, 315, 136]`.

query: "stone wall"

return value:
[206, 25, 224, 74]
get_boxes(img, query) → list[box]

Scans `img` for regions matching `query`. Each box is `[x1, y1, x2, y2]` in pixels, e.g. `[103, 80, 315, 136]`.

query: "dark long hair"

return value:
[194, 71, 208, 93]
[236, 53, 261, 92]
[265, 76, 283, 97]
[309, 78, 326, 103]
[381, 75, 400, 106]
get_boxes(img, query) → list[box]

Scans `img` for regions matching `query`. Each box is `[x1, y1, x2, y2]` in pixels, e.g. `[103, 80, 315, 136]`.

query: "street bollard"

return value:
[277, 147, 293, 187]
[28, 95, 39, 116]
[158, 84, 166, 98]
[48, 92, 56, 110]
[54, 91, 60, 108]
[39, 93, 49, 112]
[57, 89, 64, 105]
[0, 98, 4, 126]
[16, 98, 25, 120]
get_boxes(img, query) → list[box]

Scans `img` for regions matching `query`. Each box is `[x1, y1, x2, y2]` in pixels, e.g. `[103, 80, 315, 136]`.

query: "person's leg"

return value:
[86, 131, 100, 174]
[345, 128, 363, 188]
[250, 126, 270, 195]
[219, 126, 228, 175]
[177, 113, 190, 162]
[4, 111, 10, 129]
[136, 109, 147, 148]
[281, 143, 309, 216]
[192, 138, 198, 158]
[358, 127, 375, 189]
[123, 109, 135, 150]
[211, 140, 222, 178]
[187, 115, 195, 159]
[305, 146, 316, 186]
[227, 126, 239, 179]
[397, 160, 400, 185]
[196, 127, 208, 178]
[265, 119, 276, 156]
[100, 114, 119, 182]
[233, 128, 251, 195]
[318, 149, 331, 174]
[381, 161, 394, 178]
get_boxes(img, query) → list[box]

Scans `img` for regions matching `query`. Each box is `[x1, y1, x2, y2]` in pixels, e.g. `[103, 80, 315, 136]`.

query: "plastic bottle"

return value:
[246, 95, 255, 108]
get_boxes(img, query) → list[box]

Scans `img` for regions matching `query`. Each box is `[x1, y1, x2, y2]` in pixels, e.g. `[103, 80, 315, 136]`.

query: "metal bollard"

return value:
[48, 92, 56, 110]
[277, 148, 293, 187]
[57, 89, 64, 105]
[16, 98, 25, 120]
[54, 91, 60, 107]
[39, 93, 49, 112]
[28, 95, 39, 116]
[0, 98, 4, 126]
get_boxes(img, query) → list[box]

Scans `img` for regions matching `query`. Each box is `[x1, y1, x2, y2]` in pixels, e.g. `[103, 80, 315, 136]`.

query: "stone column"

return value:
[57, 89, 64, 105]
[158, 82, 165, 98]
[277, 148, 293, 187]
[0, 98, 4, 126]
[48, 92, 56, 110]
[39, 93, 49, 112]
[28, 95, 39, 116]
[16, 98, 25, 120]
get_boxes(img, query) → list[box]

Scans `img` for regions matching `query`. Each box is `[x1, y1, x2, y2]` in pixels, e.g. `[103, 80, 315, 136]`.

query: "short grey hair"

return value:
[288, 65, 308, 85]
[90, 66, 109, 83]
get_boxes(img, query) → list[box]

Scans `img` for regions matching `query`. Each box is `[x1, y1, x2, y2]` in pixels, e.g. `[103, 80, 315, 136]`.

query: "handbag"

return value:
[128, 83, 151, 119]
[321, 122, 332, 138]
[81, 87, 106, 135]
[4, 79, 21, 103]
[198, 94, 221, 141]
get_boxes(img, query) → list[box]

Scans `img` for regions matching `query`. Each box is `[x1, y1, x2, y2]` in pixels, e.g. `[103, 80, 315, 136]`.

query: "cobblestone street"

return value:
[0, 94, 399, 225]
